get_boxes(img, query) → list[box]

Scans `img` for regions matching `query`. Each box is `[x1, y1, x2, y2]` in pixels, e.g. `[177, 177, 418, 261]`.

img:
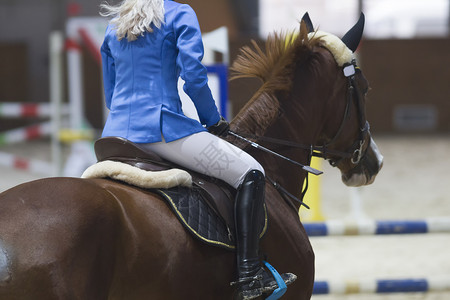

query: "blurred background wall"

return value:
[0, 0, 449, 133]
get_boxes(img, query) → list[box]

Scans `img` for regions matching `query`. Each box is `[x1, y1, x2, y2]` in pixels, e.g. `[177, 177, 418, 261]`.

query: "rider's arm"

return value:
[173, 4, 220, 127]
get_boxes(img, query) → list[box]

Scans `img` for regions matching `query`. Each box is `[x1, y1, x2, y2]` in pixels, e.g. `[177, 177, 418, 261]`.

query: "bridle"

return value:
[317, 59, 371, 167]
[231, 60, 372, 209]
[237, 59, 371, 168]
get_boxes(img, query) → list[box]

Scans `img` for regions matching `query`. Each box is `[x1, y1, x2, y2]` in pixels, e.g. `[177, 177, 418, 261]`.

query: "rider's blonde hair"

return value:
[100, 0, 164, 42]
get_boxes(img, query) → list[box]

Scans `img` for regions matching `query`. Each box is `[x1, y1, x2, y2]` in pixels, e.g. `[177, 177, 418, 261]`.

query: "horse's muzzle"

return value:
[342, 137, 383, 187]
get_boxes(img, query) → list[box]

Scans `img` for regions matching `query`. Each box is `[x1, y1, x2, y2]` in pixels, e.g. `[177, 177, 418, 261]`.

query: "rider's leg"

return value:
[233, 170, 296, 300]
[234, 170, 265, 298]
[138, 131, 262, 188]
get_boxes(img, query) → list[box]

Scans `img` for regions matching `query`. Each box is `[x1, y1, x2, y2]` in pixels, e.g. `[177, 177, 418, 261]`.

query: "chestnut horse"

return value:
[0, 14, 382, 299]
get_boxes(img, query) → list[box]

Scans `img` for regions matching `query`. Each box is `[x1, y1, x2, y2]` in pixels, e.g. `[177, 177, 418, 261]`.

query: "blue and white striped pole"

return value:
[313, 277, 450, 294]
[304, 218, 450, 236]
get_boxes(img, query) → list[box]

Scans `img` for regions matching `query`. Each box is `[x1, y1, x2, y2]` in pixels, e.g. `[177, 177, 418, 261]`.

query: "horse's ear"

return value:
[341, 12, 365, 52]
[301, 12, 314, 33]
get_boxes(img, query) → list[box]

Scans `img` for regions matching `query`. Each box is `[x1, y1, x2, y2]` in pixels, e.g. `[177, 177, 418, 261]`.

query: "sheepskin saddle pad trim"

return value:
[82, 160, 192, 189]
[154, 186, 268, 251]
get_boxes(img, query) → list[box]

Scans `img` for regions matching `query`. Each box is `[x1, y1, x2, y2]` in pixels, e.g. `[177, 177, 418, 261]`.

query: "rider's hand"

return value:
[207, 116, 230, 137]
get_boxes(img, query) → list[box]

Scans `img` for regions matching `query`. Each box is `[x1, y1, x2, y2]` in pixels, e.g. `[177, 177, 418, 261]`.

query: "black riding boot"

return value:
[232, 170, 297, 300]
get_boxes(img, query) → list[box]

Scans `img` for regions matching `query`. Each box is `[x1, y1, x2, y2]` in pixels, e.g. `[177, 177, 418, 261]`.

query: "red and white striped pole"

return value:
[0, 122, 51, 146]
[0, 151, 53, 175]
[0, 102, 69, 118]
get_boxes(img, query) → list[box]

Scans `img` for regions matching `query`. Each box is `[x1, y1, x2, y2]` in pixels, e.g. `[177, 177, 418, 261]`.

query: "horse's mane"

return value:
[229, 21, 322, 143]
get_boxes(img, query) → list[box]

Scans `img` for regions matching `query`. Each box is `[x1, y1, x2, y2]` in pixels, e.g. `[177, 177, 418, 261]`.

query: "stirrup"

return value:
[262, 261, 289, 300]
[231, 266, 297, 300]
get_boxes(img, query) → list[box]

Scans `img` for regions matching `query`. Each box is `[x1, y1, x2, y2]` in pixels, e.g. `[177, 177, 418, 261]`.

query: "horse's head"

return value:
[229, 12, 383, 189]
[303, 13, 383, 187]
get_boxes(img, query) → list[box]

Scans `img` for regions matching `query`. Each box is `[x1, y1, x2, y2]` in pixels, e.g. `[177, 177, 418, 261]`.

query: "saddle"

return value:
[91, 137, 267, 251]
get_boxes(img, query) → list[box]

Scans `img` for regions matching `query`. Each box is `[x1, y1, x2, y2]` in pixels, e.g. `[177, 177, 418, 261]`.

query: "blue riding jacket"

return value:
[100, 0, 220, 143]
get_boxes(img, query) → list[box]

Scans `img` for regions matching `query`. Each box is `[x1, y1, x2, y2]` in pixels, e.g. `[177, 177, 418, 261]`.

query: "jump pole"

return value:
[0, 122, 52, 146]
[0, 151, 53, 175]
[313, 276, 450, 295]
[0, 102, 69, 118]
[304, 217, 450, 236]
[63, 17, 107, 177]
[50, 31, 65, 176]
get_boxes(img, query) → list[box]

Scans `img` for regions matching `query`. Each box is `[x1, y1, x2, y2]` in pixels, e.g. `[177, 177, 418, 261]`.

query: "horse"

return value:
[0, 13, 382, 299]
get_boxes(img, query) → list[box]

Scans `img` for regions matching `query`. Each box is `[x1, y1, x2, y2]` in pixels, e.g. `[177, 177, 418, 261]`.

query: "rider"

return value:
[99, 0, 296, 298]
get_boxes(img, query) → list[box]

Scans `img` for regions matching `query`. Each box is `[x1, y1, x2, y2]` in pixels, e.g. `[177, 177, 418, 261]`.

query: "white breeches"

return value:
[139, 131, 264, 189]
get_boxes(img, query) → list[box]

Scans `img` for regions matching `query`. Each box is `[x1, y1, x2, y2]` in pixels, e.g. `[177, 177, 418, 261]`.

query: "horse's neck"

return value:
[232, 52, 333, 205]
[256, 90, 323, 208]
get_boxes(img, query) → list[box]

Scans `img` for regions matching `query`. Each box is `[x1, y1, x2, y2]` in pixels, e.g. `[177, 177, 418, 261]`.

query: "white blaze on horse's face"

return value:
[341, 137, 384, 187]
